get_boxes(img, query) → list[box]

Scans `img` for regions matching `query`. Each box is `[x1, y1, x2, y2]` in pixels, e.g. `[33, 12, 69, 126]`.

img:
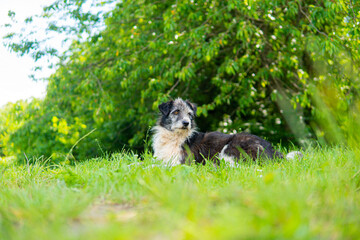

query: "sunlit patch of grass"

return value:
[0, 148, 359, 239]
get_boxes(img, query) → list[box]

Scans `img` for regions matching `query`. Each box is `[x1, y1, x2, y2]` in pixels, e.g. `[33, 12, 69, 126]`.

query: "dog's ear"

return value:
[186, 100, 197, 117]
[158, 101, 173, 116]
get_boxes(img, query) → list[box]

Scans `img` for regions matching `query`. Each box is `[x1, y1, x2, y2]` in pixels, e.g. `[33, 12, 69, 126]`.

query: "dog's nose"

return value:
[182, 120, 190, 127]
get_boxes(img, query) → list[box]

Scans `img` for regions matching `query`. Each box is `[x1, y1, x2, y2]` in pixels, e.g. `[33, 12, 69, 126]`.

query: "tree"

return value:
[2, 0, 360, 161]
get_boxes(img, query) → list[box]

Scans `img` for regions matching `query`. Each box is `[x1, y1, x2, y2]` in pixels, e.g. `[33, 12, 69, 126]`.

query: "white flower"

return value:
[268, 14, 275, 21]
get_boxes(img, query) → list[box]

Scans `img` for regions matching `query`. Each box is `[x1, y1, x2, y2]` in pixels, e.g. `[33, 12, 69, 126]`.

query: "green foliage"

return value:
[2, 0, 360, 160]
[0, 100, 41, 157]
[0, 148, 360, 239]
[0, 99, 91, 162]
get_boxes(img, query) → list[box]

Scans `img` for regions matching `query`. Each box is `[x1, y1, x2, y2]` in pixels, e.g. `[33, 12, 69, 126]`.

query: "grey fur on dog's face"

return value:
[158, 98, 197, 131]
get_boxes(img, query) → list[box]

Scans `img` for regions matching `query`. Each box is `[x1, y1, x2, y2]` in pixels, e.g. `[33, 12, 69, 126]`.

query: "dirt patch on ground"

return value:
[82, 202, 137, 222]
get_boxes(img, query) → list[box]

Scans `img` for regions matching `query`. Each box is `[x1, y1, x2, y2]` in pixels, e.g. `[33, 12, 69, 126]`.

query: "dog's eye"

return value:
[188, 112, 193, 118]
[173, 110, 179, 115]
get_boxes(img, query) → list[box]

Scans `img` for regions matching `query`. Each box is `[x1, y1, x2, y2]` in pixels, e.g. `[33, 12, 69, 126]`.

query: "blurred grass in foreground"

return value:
[0, 148, 359, 240]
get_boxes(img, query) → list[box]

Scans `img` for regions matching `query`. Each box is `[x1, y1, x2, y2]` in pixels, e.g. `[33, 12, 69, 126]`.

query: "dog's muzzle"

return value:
[182, 120, 189, 127]
[180, 120, 190, 129]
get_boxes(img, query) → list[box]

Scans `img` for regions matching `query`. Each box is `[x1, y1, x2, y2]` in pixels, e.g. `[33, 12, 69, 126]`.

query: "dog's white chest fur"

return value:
[152, 126, 192, 165]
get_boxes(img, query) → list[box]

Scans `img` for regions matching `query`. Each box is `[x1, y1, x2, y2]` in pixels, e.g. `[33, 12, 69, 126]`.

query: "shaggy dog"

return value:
[152, 98, 301, 166]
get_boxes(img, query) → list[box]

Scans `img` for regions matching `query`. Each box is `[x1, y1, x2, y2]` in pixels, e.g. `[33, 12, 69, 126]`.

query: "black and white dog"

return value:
[152, 98, 301, 166]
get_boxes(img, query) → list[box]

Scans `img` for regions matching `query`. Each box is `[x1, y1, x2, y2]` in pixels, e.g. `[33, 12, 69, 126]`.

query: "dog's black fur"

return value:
[183, 131, 283, 164]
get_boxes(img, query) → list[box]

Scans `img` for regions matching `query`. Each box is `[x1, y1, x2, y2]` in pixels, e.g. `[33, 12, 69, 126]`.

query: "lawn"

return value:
[1, 147, 360, 240]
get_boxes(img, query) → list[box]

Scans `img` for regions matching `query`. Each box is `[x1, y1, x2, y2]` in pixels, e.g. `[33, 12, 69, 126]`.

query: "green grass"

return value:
[1, 148, 360, 240]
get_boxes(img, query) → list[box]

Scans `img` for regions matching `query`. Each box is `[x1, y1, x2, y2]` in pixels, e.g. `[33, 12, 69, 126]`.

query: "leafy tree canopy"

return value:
[2, 0, 360, 161]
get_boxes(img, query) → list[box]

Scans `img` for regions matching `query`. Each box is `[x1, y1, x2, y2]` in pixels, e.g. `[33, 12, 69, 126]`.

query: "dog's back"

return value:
[184, 131, 283, 164]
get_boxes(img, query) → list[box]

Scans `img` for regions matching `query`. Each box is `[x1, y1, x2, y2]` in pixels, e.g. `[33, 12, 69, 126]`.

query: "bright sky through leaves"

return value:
[0, 0, 50, 107]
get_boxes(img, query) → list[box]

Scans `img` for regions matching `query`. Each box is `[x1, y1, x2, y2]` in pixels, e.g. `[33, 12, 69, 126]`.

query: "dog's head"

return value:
[158, 98, 197, 132]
